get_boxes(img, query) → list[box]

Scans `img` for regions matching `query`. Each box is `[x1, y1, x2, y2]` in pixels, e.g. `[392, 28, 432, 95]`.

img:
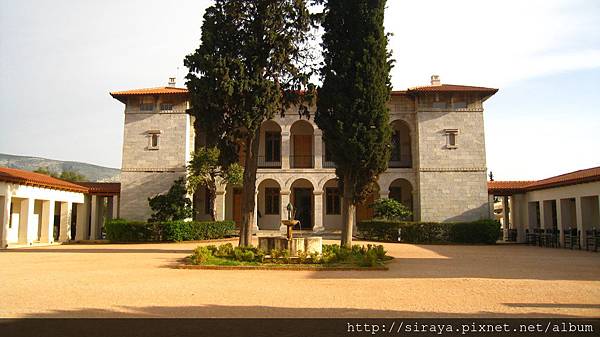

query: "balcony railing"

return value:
[258, 156, 282, 169]
[323, 160, 336, 168]
[389, 154, 412, 168]
[290, 155, 314, 168]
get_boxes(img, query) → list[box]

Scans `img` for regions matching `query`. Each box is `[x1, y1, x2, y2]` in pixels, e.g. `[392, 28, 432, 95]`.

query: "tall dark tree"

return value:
[315, 0, 393, 247]
[185, 0, 315, 246]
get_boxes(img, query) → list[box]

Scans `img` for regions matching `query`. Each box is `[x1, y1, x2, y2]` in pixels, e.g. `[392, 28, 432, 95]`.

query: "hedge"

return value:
[105, 219, 236, 243]
[357, 219, 501, 244]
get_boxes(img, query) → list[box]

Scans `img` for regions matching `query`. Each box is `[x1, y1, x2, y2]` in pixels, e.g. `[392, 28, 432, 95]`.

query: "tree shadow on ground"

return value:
[11, 304, 589, 318]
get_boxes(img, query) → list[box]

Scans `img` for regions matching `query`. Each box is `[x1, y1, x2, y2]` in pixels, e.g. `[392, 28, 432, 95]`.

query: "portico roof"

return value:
[0, 167, 88, 193]
[488, 166, 600, 195]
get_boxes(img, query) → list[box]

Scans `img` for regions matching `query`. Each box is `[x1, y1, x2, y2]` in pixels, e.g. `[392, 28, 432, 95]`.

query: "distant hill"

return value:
[0, 153, 120, 182]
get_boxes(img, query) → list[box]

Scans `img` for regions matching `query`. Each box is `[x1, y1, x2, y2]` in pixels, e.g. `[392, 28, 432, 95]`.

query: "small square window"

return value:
[147, 130, 162, 150]
[444, 129, 459, 149]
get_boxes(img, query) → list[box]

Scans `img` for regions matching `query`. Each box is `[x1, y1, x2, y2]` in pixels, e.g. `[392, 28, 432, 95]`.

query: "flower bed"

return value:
[184, 243, 392, 270]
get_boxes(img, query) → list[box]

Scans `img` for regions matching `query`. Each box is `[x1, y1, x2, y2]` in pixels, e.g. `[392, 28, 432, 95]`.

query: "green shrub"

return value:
[357, 219, 501, 244]
[216, 243, 235, 257]
[371, 198, 412, 221]
[104, 219, 236, 243]
[191, 246, 213, 264]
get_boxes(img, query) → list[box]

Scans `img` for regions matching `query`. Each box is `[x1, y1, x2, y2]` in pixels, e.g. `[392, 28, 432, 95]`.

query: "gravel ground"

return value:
[1, 240, 599, 318]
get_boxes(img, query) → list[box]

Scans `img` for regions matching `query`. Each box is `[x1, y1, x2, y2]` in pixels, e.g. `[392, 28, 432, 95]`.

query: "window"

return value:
[264, 188, 280, 215]
[147, 130, 162, 150]
[140, 96, 155, 111]
[444, 129, 459, 149]
[432, 102, 447, 109]
[326, 187, 341, 215]
[452, 102, 467, 109]
[160, 103, 174, 111]
[265, 132, 281, 162]
[140, 103, 155, 111]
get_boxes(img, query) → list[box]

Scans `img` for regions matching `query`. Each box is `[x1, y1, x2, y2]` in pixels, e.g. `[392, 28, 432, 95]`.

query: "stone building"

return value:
[110, 75, 498, 231]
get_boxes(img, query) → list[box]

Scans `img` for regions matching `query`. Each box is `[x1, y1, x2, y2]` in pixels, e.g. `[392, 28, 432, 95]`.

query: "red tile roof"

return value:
[110, 87, 188, 97]
[407, 84, 498, 94]
[0, 167, 88, 193]
[488, 181, 535, 195]
[488, 166, 600, 195]
[77, 182, 121, 196]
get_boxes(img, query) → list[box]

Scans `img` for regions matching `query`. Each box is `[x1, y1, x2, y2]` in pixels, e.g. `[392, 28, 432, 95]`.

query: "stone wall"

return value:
[119, 171, 186, 221]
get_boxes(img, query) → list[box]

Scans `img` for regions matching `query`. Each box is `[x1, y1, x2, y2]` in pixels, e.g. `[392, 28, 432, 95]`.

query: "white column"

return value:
[314, 130, 323, 169]
[502, 196, 510, 230]
[379, 191, 389, 199]
[90, 195, 99, 240]
[75, 202, 89, 241]
[59, 202, 73, 242]
[281, 130, 291, 169]
[1, 192, 11, 249]
[280, 190, 291, 232]
[252, 191, 259, 233]
[18, 198, 35, 245]
[215, 191, 226, 221]
[40, 200, 55, 244]
[313, 190, 324, 232]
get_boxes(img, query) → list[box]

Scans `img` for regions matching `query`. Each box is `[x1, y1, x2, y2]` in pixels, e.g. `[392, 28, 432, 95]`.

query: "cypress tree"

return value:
[185, 0, 314, 246]
[315, 0, 393, 247]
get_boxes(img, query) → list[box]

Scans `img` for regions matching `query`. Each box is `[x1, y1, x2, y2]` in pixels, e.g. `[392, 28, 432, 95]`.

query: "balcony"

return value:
[389, 154, 412, 168]
[258, 156, 282, 169]
[290, 155, 314, 169]
[323, 160, 336, 168]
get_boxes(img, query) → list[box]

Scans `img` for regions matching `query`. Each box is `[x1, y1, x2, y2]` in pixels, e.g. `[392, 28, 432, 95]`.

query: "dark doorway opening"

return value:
[293, 188, 312, 229]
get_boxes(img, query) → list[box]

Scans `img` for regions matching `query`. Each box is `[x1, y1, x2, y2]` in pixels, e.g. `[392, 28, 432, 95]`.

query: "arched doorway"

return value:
[290, 178, 314, 229]
[389, 178, 413, 220]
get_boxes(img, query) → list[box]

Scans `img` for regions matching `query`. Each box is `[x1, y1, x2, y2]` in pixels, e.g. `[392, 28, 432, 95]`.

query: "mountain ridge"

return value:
[0, 153, 120, 182]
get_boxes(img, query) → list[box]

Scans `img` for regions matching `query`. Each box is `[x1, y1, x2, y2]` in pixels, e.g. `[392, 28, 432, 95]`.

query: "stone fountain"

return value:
[258, 202, 322, 256]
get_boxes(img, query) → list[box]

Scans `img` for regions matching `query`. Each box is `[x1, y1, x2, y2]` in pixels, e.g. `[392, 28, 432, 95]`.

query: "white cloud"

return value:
[386, 0, 600, 88]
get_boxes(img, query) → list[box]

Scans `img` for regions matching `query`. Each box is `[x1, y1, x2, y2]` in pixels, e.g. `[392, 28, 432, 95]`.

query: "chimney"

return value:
[430, 75, 441, 86]
[168, 77, 176, 87]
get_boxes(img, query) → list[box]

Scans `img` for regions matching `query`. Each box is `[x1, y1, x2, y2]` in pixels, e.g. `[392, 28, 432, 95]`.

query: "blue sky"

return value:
[0, 0, 598, 180]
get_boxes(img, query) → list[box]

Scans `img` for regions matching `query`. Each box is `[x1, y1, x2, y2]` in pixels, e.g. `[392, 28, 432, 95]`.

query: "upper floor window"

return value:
[432, 102, 447, 109]
[140, 103, 154, 111]
[264, 188, 280, 215]
[147, 129, 162, 150]
[160, 103, 174, 111]
[326, 187, 341, 215]
[444, 128, 459, 149]
[265, 132, 281, 162]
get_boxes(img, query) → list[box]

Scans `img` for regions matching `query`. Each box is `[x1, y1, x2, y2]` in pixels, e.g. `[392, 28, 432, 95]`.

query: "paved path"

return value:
[1, 240, 599, 318]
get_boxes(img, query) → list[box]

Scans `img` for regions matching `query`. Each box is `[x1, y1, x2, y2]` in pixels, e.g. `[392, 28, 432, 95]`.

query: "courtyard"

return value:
[1, 241, 599, 318]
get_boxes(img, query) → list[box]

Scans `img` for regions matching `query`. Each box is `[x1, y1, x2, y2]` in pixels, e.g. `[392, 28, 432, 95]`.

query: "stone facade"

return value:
[113, 77, 497, 227]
